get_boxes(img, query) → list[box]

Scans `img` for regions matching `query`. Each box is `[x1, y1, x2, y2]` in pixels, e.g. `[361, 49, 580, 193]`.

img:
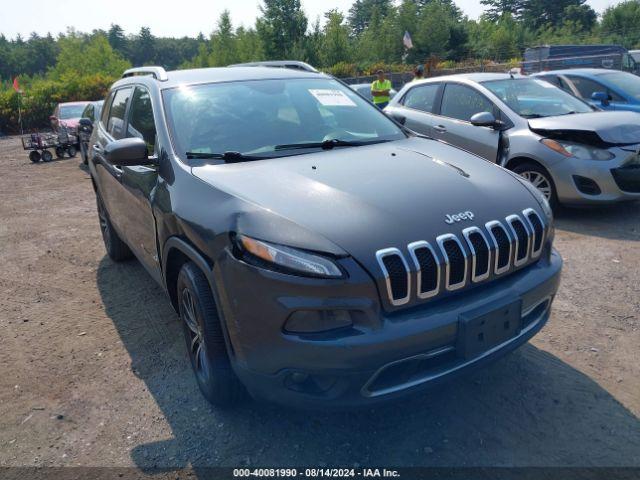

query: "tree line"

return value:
[2, 0, 640, 80]
[1, 0, 640, 131]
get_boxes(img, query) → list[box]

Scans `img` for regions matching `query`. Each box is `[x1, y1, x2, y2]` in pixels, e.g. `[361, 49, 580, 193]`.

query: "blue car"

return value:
[534, 68, 640, 112]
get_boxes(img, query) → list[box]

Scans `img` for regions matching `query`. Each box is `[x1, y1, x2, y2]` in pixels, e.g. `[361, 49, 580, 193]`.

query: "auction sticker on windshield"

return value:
[309, 89, 357, 107]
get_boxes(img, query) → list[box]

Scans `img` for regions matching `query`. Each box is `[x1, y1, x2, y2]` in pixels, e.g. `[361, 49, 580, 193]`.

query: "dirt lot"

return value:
[0, 135, 639, 470]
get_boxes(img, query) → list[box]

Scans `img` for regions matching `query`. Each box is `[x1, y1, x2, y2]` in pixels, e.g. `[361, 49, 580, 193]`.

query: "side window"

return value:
[127, 87, 157, 155]
[440, 83, 494, 121]
[402, 84, 440, 113]
[107, 87, 133, 139]
[566, 76, 606, 99]
[540, 75, 559, 87]
[100, 93, 114, 127]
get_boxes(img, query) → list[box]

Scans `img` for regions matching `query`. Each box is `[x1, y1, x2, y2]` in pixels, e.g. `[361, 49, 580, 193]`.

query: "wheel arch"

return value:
[505, 156, 544, 172]
[162, 237, 216, 313]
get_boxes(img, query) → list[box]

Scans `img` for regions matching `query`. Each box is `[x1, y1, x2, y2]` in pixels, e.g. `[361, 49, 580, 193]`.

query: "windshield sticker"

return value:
[309, 89, 357, 107]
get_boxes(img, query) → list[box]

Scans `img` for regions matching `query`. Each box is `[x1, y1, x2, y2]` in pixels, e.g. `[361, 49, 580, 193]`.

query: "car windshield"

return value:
[482, 78, 592, 118]
[59, 105, 86, 119]
[597, 71, 640, 100]
[162, 78, 405, 159]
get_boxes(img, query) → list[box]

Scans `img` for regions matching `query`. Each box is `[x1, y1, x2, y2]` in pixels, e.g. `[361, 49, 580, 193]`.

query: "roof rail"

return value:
[122, 66, 168, 81]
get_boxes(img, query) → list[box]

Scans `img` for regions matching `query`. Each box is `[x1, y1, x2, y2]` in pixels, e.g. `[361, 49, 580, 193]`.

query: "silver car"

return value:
[385, 73, 640, 207]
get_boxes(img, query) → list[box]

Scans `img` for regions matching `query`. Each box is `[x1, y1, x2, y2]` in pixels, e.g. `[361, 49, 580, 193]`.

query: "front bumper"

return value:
[551, 148, 640, 204]
[213, 247, 562, 408]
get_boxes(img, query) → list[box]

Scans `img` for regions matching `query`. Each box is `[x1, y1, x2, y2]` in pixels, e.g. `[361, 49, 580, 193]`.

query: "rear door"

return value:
[432, 82, 501, 162]
[389, 82, 441, 136]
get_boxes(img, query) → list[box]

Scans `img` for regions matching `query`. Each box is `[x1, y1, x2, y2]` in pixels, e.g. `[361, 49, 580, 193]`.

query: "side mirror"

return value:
[49, 115, 58, 122]
[591, 91, 610, 105]
[105, 137, 154, 167]
[470, 111, 502, 129]
[79, 118, 93, 131]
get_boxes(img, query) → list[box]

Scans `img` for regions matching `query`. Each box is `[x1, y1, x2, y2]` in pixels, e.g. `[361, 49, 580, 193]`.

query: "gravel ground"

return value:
[0, 135, 639, 469]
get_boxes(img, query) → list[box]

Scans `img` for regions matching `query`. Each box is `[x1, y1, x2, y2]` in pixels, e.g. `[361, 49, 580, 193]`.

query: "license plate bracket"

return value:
[457, 299, 522, 360]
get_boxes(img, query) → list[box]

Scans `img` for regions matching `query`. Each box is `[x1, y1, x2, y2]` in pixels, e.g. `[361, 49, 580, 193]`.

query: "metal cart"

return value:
[22, 128, 78, 163]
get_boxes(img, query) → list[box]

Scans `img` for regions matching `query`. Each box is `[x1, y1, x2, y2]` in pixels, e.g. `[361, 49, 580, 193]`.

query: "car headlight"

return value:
[236, 234, 345, 278]
[541, 138, 614, 161]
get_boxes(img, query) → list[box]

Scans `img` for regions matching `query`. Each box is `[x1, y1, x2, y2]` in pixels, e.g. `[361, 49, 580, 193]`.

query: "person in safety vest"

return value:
[411, 64, 425, 83]
[371, 70, 392, 109]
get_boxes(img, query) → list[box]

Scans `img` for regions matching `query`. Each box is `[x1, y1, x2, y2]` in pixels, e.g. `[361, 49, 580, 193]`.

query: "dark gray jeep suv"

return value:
[88, 66, 562, 407]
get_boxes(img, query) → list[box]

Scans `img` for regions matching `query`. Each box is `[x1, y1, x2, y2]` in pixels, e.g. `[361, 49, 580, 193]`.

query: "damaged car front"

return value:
[481, 77, 640, 206]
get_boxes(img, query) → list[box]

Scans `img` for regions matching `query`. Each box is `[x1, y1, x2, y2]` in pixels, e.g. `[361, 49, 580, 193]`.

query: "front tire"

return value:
[512, 162, 559, 210]
[96, 194, 132, 262]
[177, 262, 244, 407]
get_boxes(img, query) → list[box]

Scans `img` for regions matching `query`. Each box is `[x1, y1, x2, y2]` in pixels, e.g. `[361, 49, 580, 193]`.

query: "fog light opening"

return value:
[284, 309, 353, 334]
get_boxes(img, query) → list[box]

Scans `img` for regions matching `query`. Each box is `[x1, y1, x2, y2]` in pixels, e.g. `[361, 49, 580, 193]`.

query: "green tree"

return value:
[480, 0, 524, 22]
[322, 10, 352, 66]
[236, 27, 265, 62]
[348, 0, 393, 36]
[209, 11, 237, 66]
[51, 33, 130, 79]
[107, 24, 129, 59]
[132, 27, 156, 66]
[256, 0, 308, 59]
[601, 0, 640, 47]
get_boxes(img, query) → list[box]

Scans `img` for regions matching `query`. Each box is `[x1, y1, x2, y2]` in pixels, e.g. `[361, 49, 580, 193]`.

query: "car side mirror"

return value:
[79, 118, 93, 129]
[470, 111, 502, 129]
[105, 137, 155, 167]
[49, 115, 57, 122]
[591, 91, 610, 105]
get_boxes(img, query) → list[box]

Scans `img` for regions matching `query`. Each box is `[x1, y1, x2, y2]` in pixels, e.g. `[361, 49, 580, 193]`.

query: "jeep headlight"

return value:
[236, 235, 344, 278]
[541, 139, 614, 161]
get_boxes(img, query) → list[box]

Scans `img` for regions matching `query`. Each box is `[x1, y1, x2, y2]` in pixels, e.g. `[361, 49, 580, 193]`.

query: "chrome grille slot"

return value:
[436, 234, 467, 291]
[462, 227, 491, 282]
[523, 208, 545, 258]
[486, 221, 512, 275]
[506, 214, 530, 267]
[375, 248, 411, 306]
[408, 241, 440, 299]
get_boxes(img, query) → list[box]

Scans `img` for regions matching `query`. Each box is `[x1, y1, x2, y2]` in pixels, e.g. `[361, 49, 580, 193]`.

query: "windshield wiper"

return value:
[274, 138, 388, 151]
[185, 151, 266, 162]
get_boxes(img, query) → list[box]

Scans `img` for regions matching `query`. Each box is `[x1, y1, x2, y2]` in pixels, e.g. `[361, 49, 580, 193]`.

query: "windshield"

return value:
[59, 104, 86, 119]
[162, 78, 405, 159]
[597, 71, 640, 100]
[482, 78, 592, 118]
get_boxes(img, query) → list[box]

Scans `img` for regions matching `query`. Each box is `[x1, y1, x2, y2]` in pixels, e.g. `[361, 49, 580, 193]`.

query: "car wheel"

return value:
[41, 150, 53, 162]
[177, 262, 244, 407]
[55, 146, 65, 159]
[29, 151, 41, 163]
[513, 162, 558, 209]
[67, 145, 77, 158]
[96, 194, 133, 262]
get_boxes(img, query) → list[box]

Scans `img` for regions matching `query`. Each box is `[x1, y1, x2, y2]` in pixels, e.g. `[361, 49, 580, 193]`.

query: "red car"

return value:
[50, 101, 91, 134]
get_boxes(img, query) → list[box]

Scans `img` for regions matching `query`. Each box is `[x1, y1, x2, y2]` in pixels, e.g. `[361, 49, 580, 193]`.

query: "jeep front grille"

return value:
[375, 210, 548, 307]
[376, 248, 411, 306]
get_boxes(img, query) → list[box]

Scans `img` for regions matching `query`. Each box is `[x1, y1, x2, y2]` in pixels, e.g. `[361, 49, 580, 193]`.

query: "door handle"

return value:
[433, 125, 447, 133]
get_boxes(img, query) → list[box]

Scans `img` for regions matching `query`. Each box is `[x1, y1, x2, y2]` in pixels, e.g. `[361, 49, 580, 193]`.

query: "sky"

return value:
[0, 0, 623, 39]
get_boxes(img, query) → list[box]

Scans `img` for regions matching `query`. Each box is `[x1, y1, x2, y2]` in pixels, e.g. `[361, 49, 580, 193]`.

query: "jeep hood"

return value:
[528, 111, 640, 146]
[192, 137, 541, 273]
